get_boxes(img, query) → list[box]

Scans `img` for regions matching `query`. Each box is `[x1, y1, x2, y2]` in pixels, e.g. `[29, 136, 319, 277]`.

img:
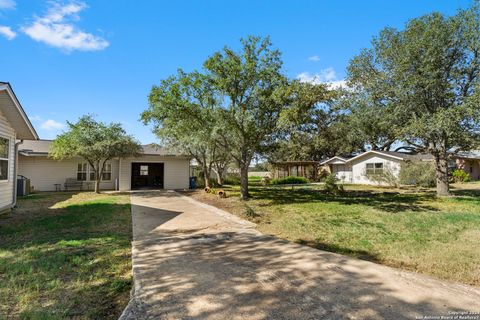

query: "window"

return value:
[366, 162, 383, 174]
[89, 164, 97, 181]
[0, 137, 9, 181]
[77, 163, 87, 181]
[102, 163, 112, 181]
[140, 165, 148, 176]
[78, 162, 112, 181]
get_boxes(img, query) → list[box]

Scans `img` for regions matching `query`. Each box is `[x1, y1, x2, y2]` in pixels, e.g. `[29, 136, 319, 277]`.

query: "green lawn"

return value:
[0, 192, 132, 319]
[189, 182, 480, 286]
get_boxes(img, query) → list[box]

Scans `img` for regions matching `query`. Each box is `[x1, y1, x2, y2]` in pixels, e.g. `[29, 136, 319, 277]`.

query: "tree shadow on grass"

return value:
[250, 187, 439, 213]
[129, 231, 480, 319]
[0, 194, 133, 319]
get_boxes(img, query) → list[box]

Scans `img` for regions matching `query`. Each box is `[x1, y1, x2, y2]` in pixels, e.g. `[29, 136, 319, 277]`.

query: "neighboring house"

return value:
[454, 151, 480, 181]
[0, 82, 39, 211]
[18, 140, 191, 192]
[321, 150, 434, 184]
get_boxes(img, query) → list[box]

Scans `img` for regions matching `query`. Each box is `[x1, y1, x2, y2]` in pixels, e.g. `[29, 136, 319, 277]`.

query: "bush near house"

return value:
[452, 169, 470, 183]
[399, 161, 436, 187]
[324, 173, 344, 194]
[365, 165, 400, 187]
[270, 176, 308, 185]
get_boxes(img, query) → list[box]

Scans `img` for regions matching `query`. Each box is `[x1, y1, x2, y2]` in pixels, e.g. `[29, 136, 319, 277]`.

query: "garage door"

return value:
[131, 163, 164, 189]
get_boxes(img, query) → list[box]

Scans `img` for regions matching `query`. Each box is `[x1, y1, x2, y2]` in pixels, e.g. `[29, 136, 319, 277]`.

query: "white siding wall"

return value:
[118, 156, 190, 191]
[331, 164, 353, 183]
[18, 156, 119, 191]
[351, 154, 402, 185]
[0, 110, 15, 210]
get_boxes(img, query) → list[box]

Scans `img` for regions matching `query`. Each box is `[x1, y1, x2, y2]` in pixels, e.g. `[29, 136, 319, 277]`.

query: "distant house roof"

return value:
[321, 150, 434, 165]
[19, 140, 189, 158]
[271, 160, 319, 166]
[0, 82, 38, 140]
[320, 156, 347, 165]
[455, 150, 480, 160]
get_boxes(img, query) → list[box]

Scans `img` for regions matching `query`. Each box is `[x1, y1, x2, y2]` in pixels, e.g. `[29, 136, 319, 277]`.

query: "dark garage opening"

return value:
[131, 163, 164, 190]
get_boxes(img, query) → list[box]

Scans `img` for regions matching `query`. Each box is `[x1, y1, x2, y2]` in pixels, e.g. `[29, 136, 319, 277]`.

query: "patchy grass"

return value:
[0, 192, 132, 319]
[185, 183, 480, 286]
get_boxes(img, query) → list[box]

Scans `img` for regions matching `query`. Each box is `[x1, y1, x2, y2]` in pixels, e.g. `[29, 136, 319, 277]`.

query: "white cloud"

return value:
[0, 25, 15, 39]
[308, 55, 320, 62]
[297, 68, 347, 89]
[0, 0, 15, 10]
[22, 1, 109, 52]
[40, 119, 65, 130]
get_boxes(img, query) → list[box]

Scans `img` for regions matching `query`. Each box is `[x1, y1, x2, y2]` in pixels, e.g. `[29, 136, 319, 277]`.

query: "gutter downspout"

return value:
[12, 139, 23, 208]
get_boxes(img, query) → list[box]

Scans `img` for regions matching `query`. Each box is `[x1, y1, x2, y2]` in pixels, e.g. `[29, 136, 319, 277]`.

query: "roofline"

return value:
[345, 150, 405, 163]
[320, 156, 347, 165]
[0, 82, 39, 140]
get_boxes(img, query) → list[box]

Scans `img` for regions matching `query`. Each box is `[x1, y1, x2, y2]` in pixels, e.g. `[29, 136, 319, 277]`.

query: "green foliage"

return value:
[223, 175, 241, 185]
[347, 3, 480, 195]
[49, 115, 142, 193]
[270, 176, 308, 185]
[452, 169, 471, 183]
[399, 162, 436, 187]
[364, 164, 400, 187]
[324, 173, 344, 194]
[142, 70, 230, 189]
[244, 205, 259, 218]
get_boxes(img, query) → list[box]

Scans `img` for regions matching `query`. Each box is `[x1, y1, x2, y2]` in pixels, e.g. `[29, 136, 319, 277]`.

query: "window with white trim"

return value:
[366, 162, 383, 174]
[0, 137, 9, 181]
[102, 163, 112, 181]
[77, 163, 87, 181]
[77, 162, 112, 181]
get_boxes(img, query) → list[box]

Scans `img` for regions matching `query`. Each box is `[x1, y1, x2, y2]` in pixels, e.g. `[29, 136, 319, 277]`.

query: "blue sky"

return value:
[0, 0, 471, 143]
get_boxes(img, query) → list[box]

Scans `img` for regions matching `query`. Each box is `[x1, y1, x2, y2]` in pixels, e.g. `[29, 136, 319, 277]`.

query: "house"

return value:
[18, 140, 191, 192]
[321, 150, 433, 184]
[0, 82, 39, 212]
[453, 151, 480, 181]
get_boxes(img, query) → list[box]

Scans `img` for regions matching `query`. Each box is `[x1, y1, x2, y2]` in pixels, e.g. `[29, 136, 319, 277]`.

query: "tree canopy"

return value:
[347, 4, 480, 195]
[50, 115, 142, 193]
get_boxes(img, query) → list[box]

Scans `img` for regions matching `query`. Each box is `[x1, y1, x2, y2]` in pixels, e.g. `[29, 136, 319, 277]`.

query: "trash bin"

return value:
[17, 175, 31, 196]
[189, 176, 197, 189]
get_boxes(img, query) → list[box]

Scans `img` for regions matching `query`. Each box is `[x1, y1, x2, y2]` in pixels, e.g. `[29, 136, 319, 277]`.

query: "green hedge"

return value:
[270, 176, 308, 185]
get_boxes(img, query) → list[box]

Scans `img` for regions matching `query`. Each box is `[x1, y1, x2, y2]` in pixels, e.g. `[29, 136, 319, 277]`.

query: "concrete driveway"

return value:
[121, 191, 480, 320]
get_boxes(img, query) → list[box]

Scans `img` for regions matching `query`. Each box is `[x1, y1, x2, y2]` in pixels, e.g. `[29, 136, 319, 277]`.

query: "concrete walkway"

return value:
[121, 191, 480, 320]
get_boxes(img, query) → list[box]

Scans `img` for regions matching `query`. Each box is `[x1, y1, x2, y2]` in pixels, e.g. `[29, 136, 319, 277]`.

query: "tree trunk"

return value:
[240, 164, 249, 200]
[202, 164, 211, 188]
[434, 152, 450, 196]
[213, 168, 224, 186]
[95, 179, 101, 194]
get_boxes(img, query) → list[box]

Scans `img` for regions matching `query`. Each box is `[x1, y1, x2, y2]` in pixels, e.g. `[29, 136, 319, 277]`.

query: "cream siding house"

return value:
[0, 82, 38, 212]
[321, 150, 433, 185]
[18, 140, 191, 192]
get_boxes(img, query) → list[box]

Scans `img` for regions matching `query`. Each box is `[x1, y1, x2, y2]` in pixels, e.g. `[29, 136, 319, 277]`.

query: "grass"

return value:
[186, 182, 480, 286]
[0, 192, 132, 319]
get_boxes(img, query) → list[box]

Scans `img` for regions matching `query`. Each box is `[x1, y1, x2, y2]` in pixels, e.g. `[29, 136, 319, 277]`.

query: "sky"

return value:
[0, 0, 472, 143]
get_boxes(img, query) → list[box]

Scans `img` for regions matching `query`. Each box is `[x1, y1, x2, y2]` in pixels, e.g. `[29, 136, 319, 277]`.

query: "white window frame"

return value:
[366, 162, 384, 175]
[0, 135, 10, 182]
[77, 163, 88, 181]
[77, 161, 112, 182]
[101, 162, 112, 181]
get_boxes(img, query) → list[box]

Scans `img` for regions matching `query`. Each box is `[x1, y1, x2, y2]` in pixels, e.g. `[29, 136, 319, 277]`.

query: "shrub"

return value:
[244, 205, 259, 218]
[365, 164, 399, 187]
[452, 169, 470, 183]
[223, 175, 240, 185]
[270, 176, 308, 185]
[324, 173, 343, 194]
[399, 161, 436, 187]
